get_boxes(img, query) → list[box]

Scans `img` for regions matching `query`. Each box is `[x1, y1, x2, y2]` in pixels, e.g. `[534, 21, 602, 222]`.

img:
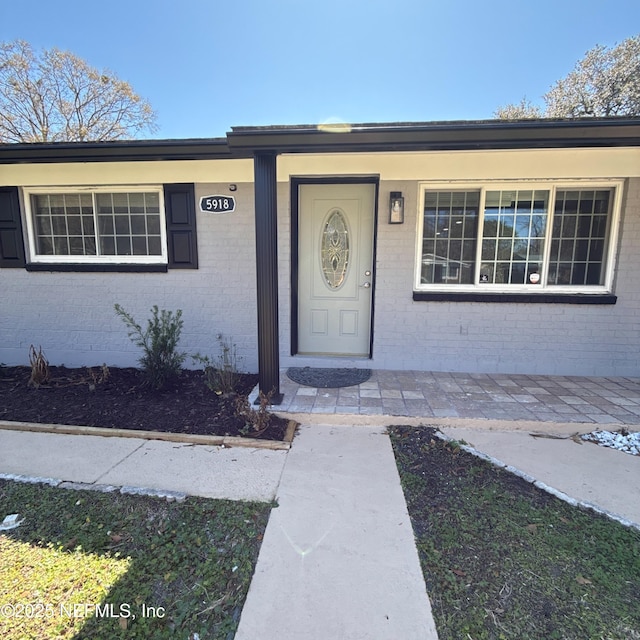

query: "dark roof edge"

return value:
[231, 116, 640, 132]
[0, 137, 246, 164]
[1, 118, 639, 164]
[227, 117, 640, 153]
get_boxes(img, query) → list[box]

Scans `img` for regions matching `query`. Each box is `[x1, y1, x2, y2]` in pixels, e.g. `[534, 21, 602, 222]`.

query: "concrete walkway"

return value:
[439, 423, 640, 527]
[0, 429, 287, 502]
[235, 423, 438, 640]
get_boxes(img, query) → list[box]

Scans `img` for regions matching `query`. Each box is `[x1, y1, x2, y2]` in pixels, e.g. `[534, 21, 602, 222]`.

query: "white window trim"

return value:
[414, 179, 624, 294]
[22, 185, 168, 265]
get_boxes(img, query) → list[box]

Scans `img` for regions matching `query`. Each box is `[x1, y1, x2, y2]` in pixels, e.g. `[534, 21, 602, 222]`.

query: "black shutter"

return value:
[164, 184, 198, 269]
[0, 187, 26, 268]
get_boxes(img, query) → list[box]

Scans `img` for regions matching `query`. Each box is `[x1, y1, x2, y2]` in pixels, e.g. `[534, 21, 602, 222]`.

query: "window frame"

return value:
[22, 185, 168, 265]
[414, 180, 624, 295]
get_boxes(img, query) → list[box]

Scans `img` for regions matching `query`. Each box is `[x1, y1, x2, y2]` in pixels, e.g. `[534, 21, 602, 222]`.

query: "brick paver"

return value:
[278, 370, 640, 425]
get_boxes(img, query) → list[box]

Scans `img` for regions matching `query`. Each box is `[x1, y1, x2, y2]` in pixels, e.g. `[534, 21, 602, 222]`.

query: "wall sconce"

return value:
[389, 191, 404, 224]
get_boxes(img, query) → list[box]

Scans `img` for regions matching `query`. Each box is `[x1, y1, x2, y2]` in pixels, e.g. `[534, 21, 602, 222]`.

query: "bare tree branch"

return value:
[0, 40, 157, 142]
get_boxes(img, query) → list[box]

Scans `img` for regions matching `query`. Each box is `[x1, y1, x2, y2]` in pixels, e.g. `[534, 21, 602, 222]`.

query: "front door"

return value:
[297, 183, 375, 356]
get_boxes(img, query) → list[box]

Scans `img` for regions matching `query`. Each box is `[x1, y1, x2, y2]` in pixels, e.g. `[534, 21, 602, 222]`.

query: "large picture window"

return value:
[416, 182, 622, 293]
[24, 188, 167, 264]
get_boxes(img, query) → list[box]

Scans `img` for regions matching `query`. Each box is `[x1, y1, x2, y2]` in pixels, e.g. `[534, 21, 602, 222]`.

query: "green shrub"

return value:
[114, 304, 186, 389]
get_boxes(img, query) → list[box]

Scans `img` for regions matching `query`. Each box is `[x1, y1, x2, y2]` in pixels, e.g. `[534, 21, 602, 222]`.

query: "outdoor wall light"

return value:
[389, 191, 404, 224]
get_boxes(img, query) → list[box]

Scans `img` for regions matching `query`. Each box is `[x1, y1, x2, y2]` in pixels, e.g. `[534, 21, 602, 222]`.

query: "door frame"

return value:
[290, 176, 380, 357]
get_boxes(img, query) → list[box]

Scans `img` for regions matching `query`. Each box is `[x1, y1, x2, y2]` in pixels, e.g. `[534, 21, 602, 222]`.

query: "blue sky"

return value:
[1, 0, 639, 139]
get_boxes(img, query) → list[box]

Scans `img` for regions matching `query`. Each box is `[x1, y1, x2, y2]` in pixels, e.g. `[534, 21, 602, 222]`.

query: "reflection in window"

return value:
[548, 190, 611, 286]
[480, 190, 549, 285]
[421, 191, 479, 284]
[416, 183, 617, 292]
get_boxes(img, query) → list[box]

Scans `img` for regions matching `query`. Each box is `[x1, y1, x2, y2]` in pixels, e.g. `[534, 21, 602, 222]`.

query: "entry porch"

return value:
[263, 370, 640, 425]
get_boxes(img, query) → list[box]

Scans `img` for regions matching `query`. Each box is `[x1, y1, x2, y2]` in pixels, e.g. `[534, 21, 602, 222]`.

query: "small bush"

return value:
[86, 364, 110, 391]
[28, 344, 50, 388]
[114, 304, 186, 390]
[236, 390, 274, 436]
[193, 334, 242, 396]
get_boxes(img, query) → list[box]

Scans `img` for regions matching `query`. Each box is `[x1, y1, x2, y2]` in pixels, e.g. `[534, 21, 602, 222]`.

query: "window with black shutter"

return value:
[11, 183, 198, 271]
[164, 183, 198, 269]
[0, 187, 26, 268]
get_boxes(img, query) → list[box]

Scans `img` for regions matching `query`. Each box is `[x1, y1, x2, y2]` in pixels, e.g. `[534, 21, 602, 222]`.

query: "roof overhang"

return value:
[0, 137, 238, 164]
[228, 118, 640, 154]
[1, 117, 639, 164]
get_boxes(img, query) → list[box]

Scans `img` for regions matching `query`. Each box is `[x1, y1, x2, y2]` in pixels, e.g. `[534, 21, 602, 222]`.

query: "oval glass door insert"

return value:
[321, 209, 350, 289]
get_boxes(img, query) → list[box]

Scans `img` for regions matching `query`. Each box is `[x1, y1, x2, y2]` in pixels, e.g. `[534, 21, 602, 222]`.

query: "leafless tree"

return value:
[0, 40, 158, 142]
[495, 35, 640, 119]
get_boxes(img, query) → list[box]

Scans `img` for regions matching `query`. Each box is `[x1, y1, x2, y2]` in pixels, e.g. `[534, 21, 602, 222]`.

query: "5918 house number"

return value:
[200, 195, 235, 213]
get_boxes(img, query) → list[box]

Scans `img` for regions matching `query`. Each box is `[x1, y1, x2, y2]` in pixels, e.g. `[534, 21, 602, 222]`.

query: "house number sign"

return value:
[200, 195, 235, 213]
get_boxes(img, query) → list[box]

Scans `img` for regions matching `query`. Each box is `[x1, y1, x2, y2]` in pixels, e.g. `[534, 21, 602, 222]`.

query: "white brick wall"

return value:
[279, 178, 640, 377]
[1, 183, 260, 372]
[2, 173, 639, 377]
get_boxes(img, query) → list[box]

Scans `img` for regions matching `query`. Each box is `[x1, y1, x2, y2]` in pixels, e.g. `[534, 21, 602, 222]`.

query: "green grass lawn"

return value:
[389, 425, 640, 640]
[0, 480, 271, 639]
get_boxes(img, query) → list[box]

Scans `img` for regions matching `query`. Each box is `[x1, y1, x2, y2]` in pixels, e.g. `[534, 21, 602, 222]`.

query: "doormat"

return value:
[286, 367, 372, 388]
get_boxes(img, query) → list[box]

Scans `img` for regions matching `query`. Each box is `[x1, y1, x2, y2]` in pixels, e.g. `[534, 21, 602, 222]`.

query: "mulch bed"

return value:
[0, 365, 289, 441]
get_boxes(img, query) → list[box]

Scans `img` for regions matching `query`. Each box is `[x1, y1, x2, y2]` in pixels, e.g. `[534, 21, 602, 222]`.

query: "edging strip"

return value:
[0, 419, 296, 450]
[0, 472, 187, 502]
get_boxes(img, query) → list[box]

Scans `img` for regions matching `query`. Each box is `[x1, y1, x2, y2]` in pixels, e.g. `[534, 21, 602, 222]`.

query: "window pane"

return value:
[480, 190, 548, 284]
[31, 193, 96, 257]
[51, 216, 67, 235]
[94, 192, 163, 257]
[587, 263, 602, 284]
[31, 190, 163, 261]
[132, 236, 148, 255]
[114, 215, 130, 235]
[82, 215, 95, 235]
[129, 193, 146, 214]
[50, 194, 65, 215]
[36, 216, 51, 236]
[116, 236, 131, 255]
[560, 240, 574, 261]
[69, 237, 85, 255]
[421, 190, 479, 284]
[67, 215, 82, 235]
[97, 193, 113, 214]
[145, 192, 160, 213]
[54, 237, 69, 255]
[80, 194, 93, 214]
[481, 238, 495, 261]
[100, 214, 115, 237]
[84, 237, 96, 255]
[483, 212, 499, 237]
[131, 215, 146, 234]
[548, 189, 611, 286]
[101, 236, 115, 255]
[148, 236, 162, 255]
[112, 193, 129, 214]
[147, 215, 161, 234]
[37, 236, 53, 255]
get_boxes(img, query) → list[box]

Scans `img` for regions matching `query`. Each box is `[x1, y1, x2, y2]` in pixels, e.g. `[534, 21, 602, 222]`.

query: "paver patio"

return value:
[275, 370, 640, 425]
